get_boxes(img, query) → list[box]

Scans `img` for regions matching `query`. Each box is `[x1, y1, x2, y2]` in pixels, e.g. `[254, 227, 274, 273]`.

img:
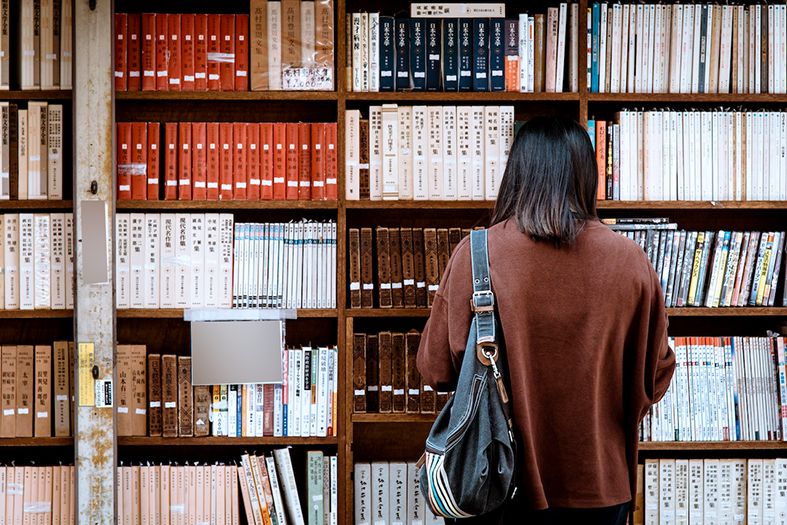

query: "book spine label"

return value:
[396, 18, 410, 91]
[426, 19, 441, 90]
[459, 19, 473, 91]
[180, 14, 196, 90]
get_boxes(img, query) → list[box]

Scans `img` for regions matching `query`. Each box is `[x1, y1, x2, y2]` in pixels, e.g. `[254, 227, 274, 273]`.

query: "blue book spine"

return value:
[395, 18, 410, 91]
[426, 19, 442, 91]
[237, 386, 243, 436]
[489, 18, 505, 91]
[442, 19, 459, 91]
[410, 18, 426, 91]
[591, 4, 600, 93]
[587, 119, 596, 151]
[472, 18, 489, 92]
[458, 19, 473, 91]
[379, 16, 396, 91]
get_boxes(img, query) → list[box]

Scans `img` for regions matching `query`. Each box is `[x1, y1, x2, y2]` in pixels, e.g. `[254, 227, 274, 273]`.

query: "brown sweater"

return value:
[417, 218, 675, 510]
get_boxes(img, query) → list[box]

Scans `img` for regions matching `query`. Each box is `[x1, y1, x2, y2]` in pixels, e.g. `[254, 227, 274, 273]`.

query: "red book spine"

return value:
[180, 14, 196, 91]
[298, 123, 311, 200]
[155, 13, 169, 90]
[130, 122, 148, 200]
[285, 123, 299, 200]
[233, 123, 248, 200]
[247, 123, 261, 200]
[194, 14, 208, 91]
[219, 15, 236, 91]
[167, 14, 182, 91]
[147, 122, 160, 200]
[207, 15, 221, 91]
[311, 123, 325, 200]
[178, 122, 192, 200]
[191, 122, 207, 200]
[325, 123, 337, 200]
[117, 122, 132, 200]
[272, 123, 286, 200]
[219, 123, 234, 200]
[164, 123, 178, 199]
[127, 14, 142, 91]
[206, 123, 220, 200]
[234, 15, 249, 91]
[114, 13, 128, 91]
[141, 14, 157, 91]
[260, 123, 274, 200]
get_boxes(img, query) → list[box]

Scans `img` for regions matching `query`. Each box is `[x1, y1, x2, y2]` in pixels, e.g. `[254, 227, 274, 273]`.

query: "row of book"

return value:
[7, 0, 73, 90]
[345, 106, 514, 201]
[239, 450, 337, 525]
[641, 336, 785, 443]
[352, 330, 449, 415]
[0, 102, 65, 201]
[120, 347, 338, 439]
[589, 3, 787, 94]
[591, 110, 787, 202]
[608, 223, 785, 308]
[114, 3, 335, 92]
[347, 4, 580, 93]
[348, 226, 478, 309]
[354, 461, 445, 525]
[0, 466, 75, 524]
[116, 122, 338, 202]
[639, 458, 787, 525]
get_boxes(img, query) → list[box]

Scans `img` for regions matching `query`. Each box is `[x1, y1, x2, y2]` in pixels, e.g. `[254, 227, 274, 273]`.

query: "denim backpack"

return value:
[418, 229, 517, 519]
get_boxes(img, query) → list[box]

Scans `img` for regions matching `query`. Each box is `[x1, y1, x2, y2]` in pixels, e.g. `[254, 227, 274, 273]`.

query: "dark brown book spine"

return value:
[348, 228, 362, 308]
[352, 333, 367, 413]
[193, 385, 211, 437]
[413, 228, 427, 308]
[147, 354, 162, 437]
[378, 331, 393, 414]
[177, 356, 193, 437]
[461, 228, 472, 239]
[405, 330, 421, 413]
[400, 228, 417, 308]
[391, 333, 406, 413]
[424, 228, 440, 307]
[366, 335, 379, 413]
[448, 227, 462, 255]
[389, 228, 404, 308]
[161, 354, 178, 438]
[420, 380, 436, 414]
[436, 391, 450, 411]
[15, 345, 33, 437]
[8, 104, 17, 200]
[360, 227, 374, 308]
[436, 228, 450, 279]
[359, 119, 370, 199]
[376, 226, 392, 308]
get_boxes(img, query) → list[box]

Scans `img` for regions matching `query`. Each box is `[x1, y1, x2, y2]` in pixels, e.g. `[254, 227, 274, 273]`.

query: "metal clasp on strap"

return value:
[471, 290, 495, 312]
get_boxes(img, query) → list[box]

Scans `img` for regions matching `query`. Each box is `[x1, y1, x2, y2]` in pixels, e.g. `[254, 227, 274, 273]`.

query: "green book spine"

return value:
[307, 450, 325, 525]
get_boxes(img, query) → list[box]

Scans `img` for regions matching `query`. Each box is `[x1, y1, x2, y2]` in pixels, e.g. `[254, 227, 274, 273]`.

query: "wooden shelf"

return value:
[0, 310, 72, 318]
[116, 200, 338, 210]
[347, 308, 787, 318]
[352, 413, 437, 423]
[346, 200, 494, 210]
[345, 91, 579, 102]
[0, 200, 73, 210]
[347, 309, 432, 318]
[639, 441, 787, 451]
[118, 436, 339, 446]
[117, 308, 339, 319]
[2, 90, 72, 100]
[587, 93, 787, 103]
[0, 437, 73, 447]
[115, 91, 338, 101]
[597, 200, 787, 209]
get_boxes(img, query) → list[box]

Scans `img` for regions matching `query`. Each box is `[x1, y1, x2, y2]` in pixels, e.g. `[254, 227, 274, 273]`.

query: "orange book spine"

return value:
[181, 14, 196, 91]
[141, 14, 157, 91]
[505, 57, 519, 92]
[235, 15, 249, 91]
[247, 123, 261, 200]
[164, 123, 178, 200]
[155, 13, 169, 90]
[167, 14, 182, 91]
[260, 123, 274, 200]
[285, 123, 299, 200]
[114, 13, 128, 91]
[220, 15, 236, 91]
[595, 120, 606, 200]
[233, 123, 248, 200]
[219, 123, 234, 200]
[127, 14, 142, 91]
[178, 122, 192, 200]
[147, 122, 160, 200]
[325, 123, 338, 200]
[130, 122, 148, 200]
[194, 14, 209, 91]
[298, 123, 311, 200]
[192, 122, 207, 200]
[206, 123, 220, 200]
[207, 15, 222, 91]
[272, 123, 286, 200]
[311, 123, 326, 200]
[117, 122, 132, 200]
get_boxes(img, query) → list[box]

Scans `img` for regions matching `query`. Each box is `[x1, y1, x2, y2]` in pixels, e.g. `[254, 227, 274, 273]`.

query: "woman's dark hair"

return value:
[491, 116, 599, 247]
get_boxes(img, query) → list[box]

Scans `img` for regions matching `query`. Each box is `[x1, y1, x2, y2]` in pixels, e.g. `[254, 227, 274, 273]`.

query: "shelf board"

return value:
[347, 308, 787, 318]
[639, 441, 787, 450]
[0, 310, 72, 318]
[0, 200, 73, 210]
[2, 90, 72, 100]
[347, 309, 432, 318]
[118, 436, 339, 446]
[117, 308, 339, 319]
[352, 413, 437, 423]
[115, 91, 338, 101]
[0, 437, 73, 447]
[587, 93, 787, 103]
[346, 92, 579, 102]
[117, 200, 338, 210]
[597, 200, 787, 210]
[346, 200, 494, 210]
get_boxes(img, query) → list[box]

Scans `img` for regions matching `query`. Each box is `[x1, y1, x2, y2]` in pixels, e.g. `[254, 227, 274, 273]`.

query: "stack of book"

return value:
[0, 466, 75, 523]
[0, 102, 65, 201]
[116, 121, 338, 202]
[353, 330, 449, 415]
[239, 450, 338, 525]
[591, 110, 787, 201]
[642, 336, 787, 443]
[354, 461, 445, 525]
[6, 0, 73, 90]
[345, 106, 515, 201]
[606, 220, 786, 307]
[347, 3, 579, 93]
[589, 3, 787, 94]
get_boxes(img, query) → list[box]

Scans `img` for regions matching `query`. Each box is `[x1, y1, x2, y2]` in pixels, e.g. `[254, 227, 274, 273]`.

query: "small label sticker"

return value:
[95, 379, 113, 408]
[78, 343, 95, 407]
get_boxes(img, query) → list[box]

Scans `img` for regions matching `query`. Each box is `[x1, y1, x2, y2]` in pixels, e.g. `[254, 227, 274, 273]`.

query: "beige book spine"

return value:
[15, 345, 33, 437]
[33, 345, 51, 437]
[1, 345, 16, 438]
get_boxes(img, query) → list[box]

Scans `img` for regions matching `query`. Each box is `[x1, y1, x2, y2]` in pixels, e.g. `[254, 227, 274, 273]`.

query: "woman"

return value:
[416, 116, 675, 525]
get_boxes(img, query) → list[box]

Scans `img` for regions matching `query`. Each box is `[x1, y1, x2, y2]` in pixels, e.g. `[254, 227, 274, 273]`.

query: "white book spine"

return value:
[471, 106, 485, 200]
[203, 214, 220, 309]
[407, 463, 423, 525]
[369, 106, 383, 201]
[60, 0, 72, 89]
[483, 106, 500, 200]
[692, 5, 702, 93]
[635, 5, 645, 93]
[669, 5, 683, 94]
[65, 212, 73, 309]
[267, 2, 282, 90]
[645, 459, 659, 524]
[499, 105, 515, 183]
[555, 3, 568, 93]
[619, 5, 630, 94]
[159, 214, 175, 309]
[19, 213, 34, 310]
[345, 109, 361, 200]
[33, 213, 50, 309]
[389, 462, 407, 525]
[273, 448, 306, 525]
[129, 213, 145, 309]
[382, 104, 399, 200]
[749, 459, 764, 523]
[17, 109, 27, 200]
[680, 5, 694, 94]
[412, 106, 428, 201]
[46, 104, 62, 200]
[144, 214, 160, 309]
[360, 12, 369, 92]
[441, 106, 457, 201]
[426, 106, 443, 200]
[518, 14, 527, 93]
[659, 459, 676, 525]
[719, 6, 732, 94]
[0, 103, 8, 199]
[456, 106, 472, 200]
[397, 106, 413, 200]
[369, 13, 380, 92]
[371, 462, 390, 525]
[354, 463, 372, 525]
[175, 214, 192, 308]
[652, 5, 662, 94]
[115, 213, 130, 309]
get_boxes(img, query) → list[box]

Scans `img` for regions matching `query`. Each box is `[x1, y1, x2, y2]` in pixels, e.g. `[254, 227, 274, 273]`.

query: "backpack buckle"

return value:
[471, 290, 495, 312]
[477, 343, 499, 366]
